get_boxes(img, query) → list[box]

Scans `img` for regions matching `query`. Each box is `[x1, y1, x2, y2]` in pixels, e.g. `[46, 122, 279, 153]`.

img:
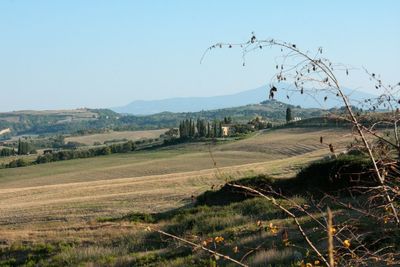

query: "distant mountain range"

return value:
[112, 85, 377, 115]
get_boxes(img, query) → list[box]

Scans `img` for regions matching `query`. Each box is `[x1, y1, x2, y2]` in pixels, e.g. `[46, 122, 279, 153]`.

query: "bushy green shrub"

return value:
[294, 155, 375, 193]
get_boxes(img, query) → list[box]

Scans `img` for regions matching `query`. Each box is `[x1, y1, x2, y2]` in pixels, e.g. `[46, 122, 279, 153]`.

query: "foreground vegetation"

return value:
[2, 153, 397, 266]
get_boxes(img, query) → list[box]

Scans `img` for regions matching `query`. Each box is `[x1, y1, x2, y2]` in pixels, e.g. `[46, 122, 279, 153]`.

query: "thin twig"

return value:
[147, 226, 249, 267]
[228, 183, 331, 267]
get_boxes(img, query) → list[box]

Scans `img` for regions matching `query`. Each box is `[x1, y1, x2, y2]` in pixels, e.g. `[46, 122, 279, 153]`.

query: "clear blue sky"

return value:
[0, 0, 399, 111]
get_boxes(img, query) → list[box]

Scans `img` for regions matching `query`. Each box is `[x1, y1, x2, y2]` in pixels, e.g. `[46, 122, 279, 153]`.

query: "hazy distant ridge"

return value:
[112, 86, 376, 115]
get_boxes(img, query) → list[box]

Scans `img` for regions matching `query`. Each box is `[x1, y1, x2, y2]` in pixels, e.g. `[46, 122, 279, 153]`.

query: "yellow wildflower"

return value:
[343, 239, 351, 248]
[383, 216, 389, 224]
[330, 227, 336, 234]
[214, 236, 224, 243]
[269, 222, 279, 235]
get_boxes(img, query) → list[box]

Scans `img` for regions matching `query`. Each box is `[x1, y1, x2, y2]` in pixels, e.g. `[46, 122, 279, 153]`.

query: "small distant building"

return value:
[293, 117, 302, 122]
[221, 126, 230, 137]
[0, 128, 11, 136]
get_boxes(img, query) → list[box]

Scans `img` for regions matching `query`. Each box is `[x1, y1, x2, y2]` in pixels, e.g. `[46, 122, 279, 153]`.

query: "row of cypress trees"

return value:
[179, 118, 224, 139]
[17, 139, 36, 155]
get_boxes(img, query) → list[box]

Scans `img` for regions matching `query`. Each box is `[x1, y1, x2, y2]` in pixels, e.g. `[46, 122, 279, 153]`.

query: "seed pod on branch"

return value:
[329, 144, 335, 153]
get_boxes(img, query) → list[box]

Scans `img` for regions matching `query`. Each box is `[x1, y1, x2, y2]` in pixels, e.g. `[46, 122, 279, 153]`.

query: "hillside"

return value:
[0, 108, 120, 139]
[0, 101, 325, 138]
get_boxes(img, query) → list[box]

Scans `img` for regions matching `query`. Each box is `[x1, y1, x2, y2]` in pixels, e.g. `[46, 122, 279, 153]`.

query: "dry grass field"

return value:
[0, 127, 352, 246]
[64, 129, 167, 145]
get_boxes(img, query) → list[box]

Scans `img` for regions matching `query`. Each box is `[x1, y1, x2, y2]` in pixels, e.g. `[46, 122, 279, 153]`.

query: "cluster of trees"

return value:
[178, 119, 224, 139]
[2, 137, 166, 169]
[17, 139, 36, 155]
[35, 141, 136, 164]
[30, 135, 66, 149]
[0, 147, 15, 157]
[6, 158, 29, 168]
[230, 124, 256, 134]
[248, 117, 273, 130]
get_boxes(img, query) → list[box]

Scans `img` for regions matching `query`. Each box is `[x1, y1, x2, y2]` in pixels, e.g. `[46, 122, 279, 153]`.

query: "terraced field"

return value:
[0, 127, 351, 244]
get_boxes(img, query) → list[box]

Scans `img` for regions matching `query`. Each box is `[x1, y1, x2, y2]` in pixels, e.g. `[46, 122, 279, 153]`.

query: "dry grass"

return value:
[65, 129, 167, 145]
[0, 127, 351, 246]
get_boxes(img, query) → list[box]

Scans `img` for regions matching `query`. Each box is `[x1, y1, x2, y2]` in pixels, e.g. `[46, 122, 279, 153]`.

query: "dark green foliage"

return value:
[223, 116, 232, 124]
[17, 139, 36, 155]
[121, 212, 156, 223]
[198, 155, 376, 205]
[3, 140, 142, 169]
[286, 107, 292, 122]
[0, 147, 15, 157]
[197, 175, 276, 206]
[34, 140, 137, 165]
[179, 118, 224, 139]
[0, 243, 58, 267]
[231, 123, 256, 134]
[62, 141, 85, 149]
[294, 155, 375, 192]
[7, 158, 29, 168]
[248, 116, 271, 130]
[28, 135, 65, 149]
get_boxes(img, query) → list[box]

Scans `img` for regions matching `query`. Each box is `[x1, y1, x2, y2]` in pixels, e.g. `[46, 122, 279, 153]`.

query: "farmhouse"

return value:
[221, 125, 230, 136]
[0, 128, 11, 136]
[293, 117, 302, 122]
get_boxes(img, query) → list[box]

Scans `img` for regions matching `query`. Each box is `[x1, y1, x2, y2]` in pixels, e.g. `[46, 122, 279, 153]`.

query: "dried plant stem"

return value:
[228, 183, 331, 267]
[335, 84, 400, 225]
[146, 226, 249, 267]
[274, 40, 400, 225]
[327, 207, 335, 267]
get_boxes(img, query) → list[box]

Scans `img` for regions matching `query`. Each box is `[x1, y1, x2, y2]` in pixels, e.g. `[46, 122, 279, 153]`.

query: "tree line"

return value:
[0, 147, 15, 157]
[17, 139, 37, 155]
[0, 139, 37, 157]
[35, 141, 136, 164]
[0, 136, 169, 169]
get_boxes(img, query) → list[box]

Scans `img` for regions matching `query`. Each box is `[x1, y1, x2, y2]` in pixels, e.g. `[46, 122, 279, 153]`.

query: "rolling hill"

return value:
[0, 100, 325, 138]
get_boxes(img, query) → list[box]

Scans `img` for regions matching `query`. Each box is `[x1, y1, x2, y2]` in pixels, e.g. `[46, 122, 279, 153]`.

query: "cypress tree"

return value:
[18, 139, 22, 155]
[286, 107, 292, 123]
[213, 121, 217, 138]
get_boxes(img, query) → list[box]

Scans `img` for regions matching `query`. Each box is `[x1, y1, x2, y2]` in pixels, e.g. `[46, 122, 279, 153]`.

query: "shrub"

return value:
[294, 155, 375, 193]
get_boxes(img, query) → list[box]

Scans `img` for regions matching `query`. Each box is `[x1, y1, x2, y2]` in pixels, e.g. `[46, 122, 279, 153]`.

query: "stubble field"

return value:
[0, 127, 351, 245]
[64, 129, 167, 145]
